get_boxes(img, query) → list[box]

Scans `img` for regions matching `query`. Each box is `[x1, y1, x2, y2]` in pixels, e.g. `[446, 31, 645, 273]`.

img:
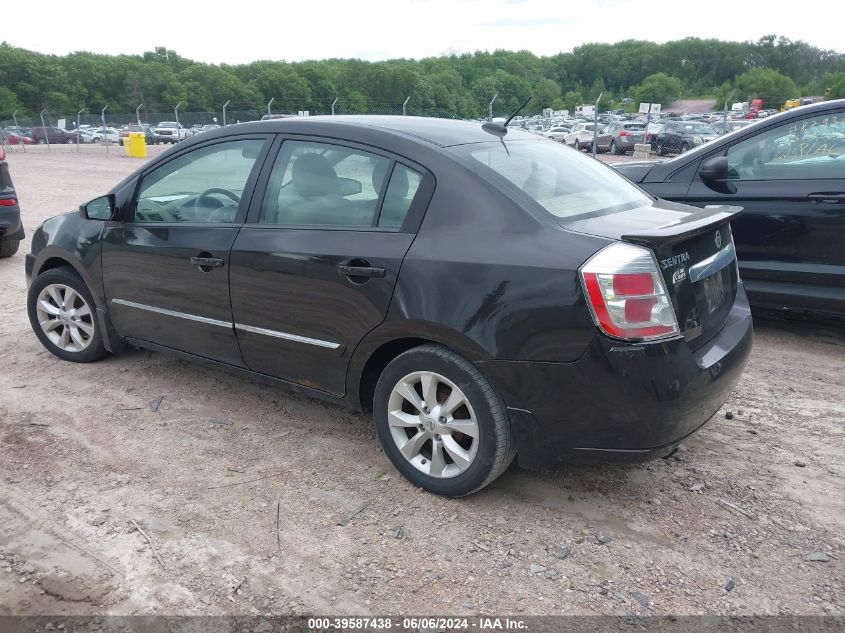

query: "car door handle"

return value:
[190, 256, 224, 268]
[337, 264, 386, 278]
[807, 192, 845, 203]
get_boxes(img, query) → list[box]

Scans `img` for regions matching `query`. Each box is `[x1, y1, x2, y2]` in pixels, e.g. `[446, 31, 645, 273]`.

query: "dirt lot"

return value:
[0, 146, 843, 618]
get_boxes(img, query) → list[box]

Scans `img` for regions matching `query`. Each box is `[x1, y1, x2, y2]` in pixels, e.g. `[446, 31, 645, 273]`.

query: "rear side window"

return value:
[378, 164, 422, 228]
[459, 140, 650, 221]
[259, 140, 422, 229]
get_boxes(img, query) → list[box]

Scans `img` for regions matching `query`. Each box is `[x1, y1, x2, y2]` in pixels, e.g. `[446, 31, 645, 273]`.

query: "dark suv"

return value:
[615, 99, 845, 317]
[654, 121, 719, 155]
[25, 117, 753, 496]
[0, 145, 23, 257]
[29, 126, 76, 144]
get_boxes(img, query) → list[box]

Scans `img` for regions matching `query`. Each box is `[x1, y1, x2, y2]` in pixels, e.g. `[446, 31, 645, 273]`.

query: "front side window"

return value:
[135, 139, 264, 223]
[259, 140, 396, 228]
[460, 140, 650, 221]
[726, 111, 845, 180]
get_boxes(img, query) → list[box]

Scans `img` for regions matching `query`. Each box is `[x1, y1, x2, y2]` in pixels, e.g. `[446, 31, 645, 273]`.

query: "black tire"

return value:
[373, 344, 515, 497]
[610, 140, 619, 155]
[681, 142, 691, 153]
[656, 143, 665, 156]
[0, 240, 19, 258]
[27, 267, 109, 363]
[37, 139, 46, 145]
[574, 140, 581, 151]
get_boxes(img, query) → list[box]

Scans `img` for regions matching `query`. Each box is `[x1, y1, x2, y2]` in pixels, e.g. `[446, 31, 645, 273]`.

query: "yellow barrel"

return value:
[125, 132, 147, 158]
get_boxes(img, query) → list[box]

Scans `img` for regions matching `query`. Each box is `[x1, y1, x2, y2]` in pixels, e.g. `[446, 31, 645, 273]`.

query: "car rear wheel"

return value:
[27, 268, 109, 363]
[656, 143, 665, 156]
[373, 344, 515, 497]
[610, 140, 619, 155]
[0, 240, 19, 258]
[574, 140, 581, 151]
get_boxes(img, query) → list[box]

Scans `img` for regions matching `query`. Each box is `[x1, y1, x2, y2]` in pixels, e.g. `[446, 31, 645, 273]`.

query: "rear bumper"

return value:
[479, 287, 754, 469]
[0, 204, 24, 242]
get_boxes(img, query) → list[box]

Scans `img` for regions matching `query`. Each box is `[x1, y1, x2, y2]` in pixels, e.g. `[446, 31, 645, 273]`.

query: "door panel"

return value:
[229, 228, 414, 394]
[103, 226, 244, 365]
[102, 136, 271, 364]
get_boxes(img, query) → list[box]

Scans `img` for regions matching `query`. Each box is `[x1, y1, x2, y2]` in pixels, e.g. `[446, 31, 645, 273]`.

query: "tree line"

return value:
[1, 35, 843, 121]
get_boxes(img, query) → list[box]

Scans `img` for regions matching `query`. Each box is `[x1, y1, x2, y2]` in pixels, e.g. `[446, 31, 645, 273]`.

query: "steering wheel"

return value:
[196, 188, 240, 208]
[136, 197, 178, 222]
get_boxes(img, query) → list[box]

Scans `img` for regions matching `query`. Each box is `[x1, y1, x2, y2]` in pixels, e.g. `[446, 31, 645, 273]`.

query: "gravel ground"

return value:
[0, 146, 842, 618]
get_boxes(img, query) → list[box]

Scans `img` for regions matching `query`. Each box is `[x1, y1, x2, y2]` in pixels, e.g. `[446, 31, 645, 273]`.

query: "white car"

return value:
[563, 122, 601, 150]
[545, 126, 571, 142]
[71, 129, 96, 143]
[92, 128, 120, 143]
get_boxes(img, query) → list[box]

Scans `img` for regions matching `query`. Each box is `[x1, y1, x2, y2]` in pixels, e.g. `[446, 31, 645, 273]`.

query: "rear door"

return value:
[685, 108, 845, 313]
[229, 137, 433, 395]
[102, 135, 271, 365]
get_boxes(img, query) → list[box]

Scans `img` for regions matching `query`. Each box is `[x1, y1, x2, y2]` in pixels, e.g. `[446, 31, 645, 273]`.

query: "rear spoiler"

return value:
[622, 205, 743, 247]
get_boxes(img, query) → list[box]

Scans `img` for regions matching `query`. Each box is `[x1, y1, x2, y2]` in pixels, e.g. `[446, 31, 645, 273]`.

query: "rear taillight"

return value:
[580, 242, 679, 341]
[618, 130, 629, 137]
[0, 198, 17, 206]
[0, 147, 5, 160]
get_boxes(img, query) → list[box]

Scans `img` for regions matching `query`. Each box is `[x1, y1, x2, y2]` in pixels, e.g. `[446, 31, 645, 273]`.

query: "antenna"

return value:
[482, 96, 531, 136]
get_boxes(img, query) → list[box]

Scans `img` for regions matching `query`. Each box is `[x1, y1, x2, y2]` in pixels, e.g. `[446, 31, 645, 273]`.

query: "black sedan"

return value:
[0, 145, 23, 257]
[615, 99, 845, 318]
[25, 116, 752, 496]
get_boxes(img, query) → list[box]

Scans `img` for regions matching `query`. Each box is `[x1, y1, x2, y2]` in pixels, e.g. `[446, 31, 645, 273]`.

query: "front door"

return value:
[229, 138, 432, 395]
[102, 137, 270, 365]
[685, 108, 845, 313]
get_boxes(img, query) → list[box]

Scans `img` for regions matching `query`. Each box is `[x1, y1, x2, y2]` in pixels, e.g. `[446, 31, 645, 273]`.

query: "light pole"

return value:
[592, 92, 602, 158]
[402, 96, 410, 116]
[488, 93, 498, 121]
[40, 109, 50, 152]
[222, 100, 230, 126]
[76, 109, 84, 152]
[174, 101, 182, 128]
[331, 97, 338, 116]
[136, 103, 144, 125]
[12, 110, 25, 153]
[101, 105, 109, 153]
[266, 97, 274, 117]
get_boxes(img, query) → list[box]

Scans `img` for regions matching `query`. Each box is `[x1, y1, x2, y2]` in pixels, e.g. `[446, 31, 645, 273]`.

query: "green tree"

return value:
[532, 78, 561, 110]
[634, 73, 683, 107]
[733, 68, 799, 109]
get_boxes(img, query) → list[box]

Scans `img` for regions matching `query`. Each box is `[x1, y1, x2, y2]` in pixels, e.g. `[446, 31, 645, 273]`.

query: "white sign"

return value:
[297, 110, 310, 117]
[57, 118, 66, 129]
[638, 103, 661, 115]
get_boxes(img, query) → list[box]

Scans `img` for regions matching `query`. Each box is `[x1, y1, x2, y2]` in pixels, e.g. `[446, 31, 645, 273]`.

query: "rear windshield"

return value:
[681, 123, 716, 134]
[456, 140, 650, 221]
[623, 123, 646, 130]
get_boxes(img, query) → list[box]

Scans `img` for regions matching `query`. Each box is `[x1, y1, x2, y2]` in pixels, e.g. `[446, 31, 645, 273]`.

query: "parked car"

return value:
[29, 126, 76, 144]
[0, 145, 23, 257]
[119, 124, 155, 145]
[613, 99, 845, 317]
[563, 122, 601, 150]
[711, 120, 754, 135]
[154, 121, 191, 143]
[0, 129, 35, 145]
[91, 128, 121, 144]
[594, 122, 647, 154]
[652, 121, 718, 155]
[25, 116, 753, 496]
[545, 125, 571, 141]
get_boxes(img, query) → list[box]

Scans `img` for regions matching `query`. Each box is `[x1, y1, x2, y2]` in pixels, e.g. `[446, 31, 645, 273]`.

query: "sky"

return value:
[10, 0, 842, 63]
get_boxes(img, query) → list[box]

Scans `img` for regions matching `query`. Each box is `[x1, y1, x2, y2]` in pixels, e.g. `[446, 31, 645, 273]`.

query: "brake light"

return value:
[618, 130, 629, 137]
[0, 198, 17, 206]
[0, 147, 5, 160]
[580, 242, 679, 341]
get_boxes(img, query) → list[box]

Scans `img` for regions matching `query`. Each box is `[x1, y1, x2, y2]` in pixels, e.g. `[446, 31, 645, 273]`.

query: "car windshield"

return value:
[457, 140, 650, 221]
[623, 124, 646, 130]
[682, 123, 716, 134]
[159, 122, 177, 128]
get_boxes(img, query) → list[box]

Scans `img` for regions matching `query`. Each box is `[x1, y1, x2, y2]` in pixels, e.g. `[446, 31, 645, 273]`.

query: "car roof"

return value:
[222, 115, 539, 148]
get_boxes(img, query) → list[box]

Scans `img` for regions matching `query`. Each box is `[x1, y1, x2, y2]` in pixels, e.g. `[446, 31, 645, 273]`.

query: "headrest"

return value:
[292, 153, 339, 200]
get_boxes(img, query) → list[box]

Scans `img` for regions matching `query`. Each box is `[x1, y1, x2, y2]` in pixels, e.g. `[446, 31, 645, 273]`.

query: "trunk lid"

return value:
[567, 201, 742, 346]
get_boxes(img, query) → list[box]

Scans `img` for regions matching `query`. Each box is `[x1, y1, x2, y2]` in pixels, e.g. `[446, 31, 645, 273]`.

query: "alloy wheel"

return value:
[35, 283, 95, 353]
[387, 371, 479, 478]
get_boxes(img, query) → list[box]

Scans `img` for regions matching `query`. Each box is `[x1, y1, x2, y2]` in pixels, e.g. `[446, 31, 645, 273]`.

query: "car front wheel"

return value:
[27, 268, 109, 363]
[373, 344, 515, 497]
[0, 240, 19, 258]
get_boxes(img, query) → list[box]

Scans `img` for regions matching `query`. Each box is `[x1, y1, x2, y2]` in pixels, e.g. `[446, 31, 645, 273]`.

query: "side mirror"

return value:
[699, 156, 728, 182]
[80, 194, 116, 220]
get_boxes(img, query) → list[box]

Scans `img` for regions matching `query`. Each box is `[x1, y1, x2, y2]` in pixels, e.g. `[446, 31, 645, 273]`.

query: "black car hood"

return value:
[611, 160, 660, 183]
